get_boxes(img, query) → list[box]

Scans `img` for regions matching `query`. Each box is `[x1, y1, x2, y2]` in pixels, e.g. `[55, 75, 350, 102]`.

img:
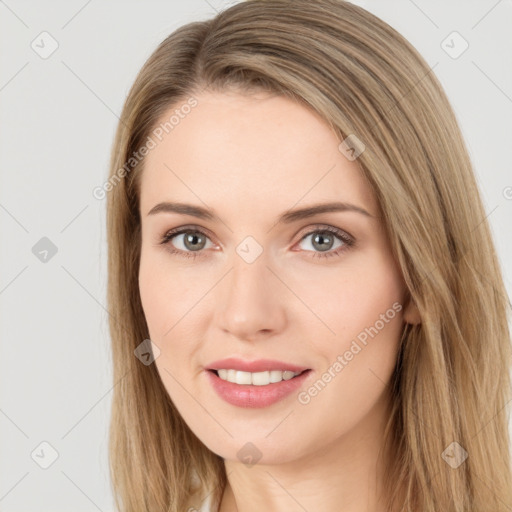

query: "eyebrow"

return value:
[147, 201, 372, 222]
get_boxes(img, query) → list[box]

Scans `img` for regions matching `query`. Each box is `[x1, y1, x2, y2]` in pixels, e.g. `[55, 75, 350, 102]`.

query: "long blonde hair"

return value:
[105, 1, 512, 510]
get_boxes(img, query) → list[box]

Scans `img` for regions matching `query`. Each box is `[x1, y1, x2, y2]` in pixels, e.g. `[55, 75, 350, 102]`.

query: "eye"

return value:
[296, 226, 354, 259]
[159, 227, 215, 260]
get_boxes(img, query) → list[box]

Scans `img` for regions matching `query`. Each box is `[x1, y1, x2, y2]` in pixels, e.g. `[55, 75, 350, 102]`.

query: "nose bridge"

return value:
[231, 249, 268, 290]
[216, 246, 286, 338]
[226, 248, 272, 310]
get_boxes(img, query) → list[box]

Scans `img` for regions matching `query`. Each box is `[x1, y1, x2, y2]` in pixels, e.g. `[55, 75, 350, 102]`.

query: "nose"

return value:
[215, 253, 287, 341]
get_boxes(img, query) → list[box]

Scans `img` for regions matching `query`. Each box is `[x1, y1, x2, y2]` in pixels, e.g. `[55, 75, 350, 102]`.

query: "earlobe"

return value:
[403, 296, 421, 325]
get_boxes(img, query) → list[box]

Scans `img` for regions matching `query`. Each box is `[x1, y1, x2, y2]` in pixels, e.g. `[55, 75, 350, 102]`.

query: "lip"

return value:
[205, 357, 310, 373]
[205, 367, 313, 408]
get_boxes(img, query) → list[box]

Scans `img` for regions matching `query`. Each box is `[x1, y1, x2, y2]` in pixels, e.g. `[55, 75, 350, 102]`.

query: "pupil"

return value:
[313, 233, 333, 251]
[185, 232, 204, 251]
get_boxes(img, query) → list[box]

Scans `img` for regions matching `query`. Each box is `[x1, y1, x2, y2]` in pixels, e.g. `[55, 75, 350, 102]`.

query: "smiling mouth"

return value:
[208, 368, 310, 386]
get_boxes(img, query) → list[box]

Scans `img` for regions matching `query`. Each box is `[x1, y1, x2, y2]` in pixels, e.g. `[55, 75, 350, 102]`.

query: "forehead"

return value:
[139, 90, 376, 219]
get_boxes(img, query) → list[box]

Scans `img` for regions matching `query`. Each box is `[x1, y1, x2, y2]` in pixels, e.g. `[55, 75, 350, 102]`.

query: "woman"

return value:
[105, 1, 512, 511]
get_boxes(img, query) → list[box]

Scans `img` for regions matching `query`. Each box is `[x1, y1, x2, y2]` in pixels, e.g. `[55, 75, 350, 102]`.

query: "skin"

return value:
[138, 89, 420, 512]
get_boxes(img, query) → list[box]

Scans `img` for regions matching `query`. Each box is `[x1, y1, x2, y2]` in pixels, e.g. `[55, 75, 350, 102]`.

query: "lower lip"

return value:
[205, 369, 312, 408]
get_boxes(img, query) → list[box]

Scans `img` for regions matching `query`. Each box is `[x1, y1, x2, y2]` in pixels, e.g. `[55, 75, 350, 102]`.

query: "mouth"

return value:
[207, 368, 311, 386]
[205, 368, 313, 408]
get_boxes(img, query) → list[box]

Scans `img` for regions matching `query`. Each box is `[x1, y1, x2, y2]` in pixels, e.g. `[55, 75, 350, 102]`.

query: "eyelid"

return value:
[161, 223, 354, 242]
[295, 223, 355, 244]
[160, 224, 218, 244]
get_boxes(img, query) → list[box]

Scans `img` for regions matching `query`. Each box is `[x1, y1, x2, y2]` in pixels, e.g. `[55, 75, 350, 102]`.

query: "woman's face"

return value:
[138, 89, 416, 465]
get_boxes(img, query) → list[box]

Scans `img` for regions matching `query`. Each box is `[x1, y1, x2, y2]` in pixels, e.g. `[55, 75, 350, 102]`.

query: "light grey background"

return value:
[1, 1, 511, 510]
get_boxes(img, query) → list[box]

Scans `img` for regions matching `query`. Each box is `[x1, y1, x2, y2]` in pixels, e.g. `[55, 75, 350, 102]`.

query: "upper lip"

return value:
[205, 357, 310, 373]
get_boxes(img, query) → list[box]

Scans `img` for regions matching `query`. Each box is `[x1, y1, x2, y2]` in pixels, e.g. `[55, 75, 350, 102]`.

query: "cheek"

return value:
[138, 248, 199, 338]
[138, 248, 193, 346]
[295, 266, 404, 440]
[138, 251, 209, 376]
[138, 257, 167, 338]
[298, 255, 405, 343]
[138, 258, 193, 399]
[339, 274, 403, 343]
[304, 252, 405, 392]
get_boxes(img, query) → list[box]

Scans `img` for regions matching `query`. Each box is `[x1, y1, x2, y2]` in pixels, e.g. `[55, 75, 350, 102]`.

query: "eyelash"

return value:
[159, 225, 355, 261]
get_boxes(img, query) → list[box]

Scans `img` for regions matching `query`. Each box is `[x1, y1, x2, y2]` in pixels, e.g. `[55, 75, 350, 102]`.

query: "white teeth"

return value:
[236, 370, 252, 385]
[270, 370, 284, 383]
[251, 371, 269, 386]
[215, 369, 302, 385]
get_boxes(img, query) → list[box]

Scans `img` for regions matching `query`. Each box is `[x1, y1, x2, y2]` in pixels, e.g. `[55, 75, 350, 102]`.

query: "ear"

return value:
[403, 295, 421, 325]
